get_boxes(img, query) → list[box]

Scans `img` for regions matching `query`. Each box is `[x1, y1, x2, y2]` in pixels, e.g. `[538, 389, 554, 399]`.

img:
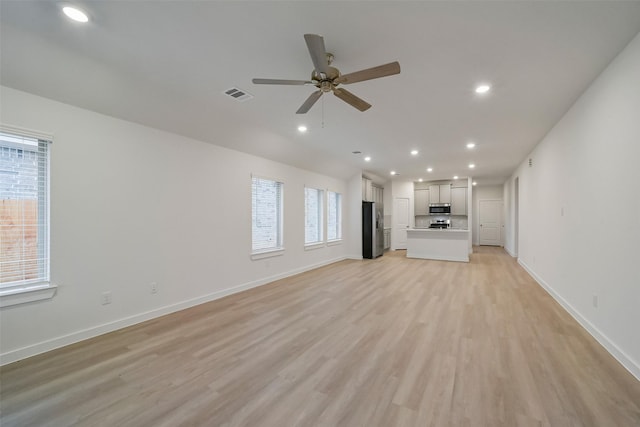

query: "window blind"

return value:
[304, 187, 323, 245]
[327, 191, 342, 241]
[252, 176, 283, 252]
[0, 131, 50, 287]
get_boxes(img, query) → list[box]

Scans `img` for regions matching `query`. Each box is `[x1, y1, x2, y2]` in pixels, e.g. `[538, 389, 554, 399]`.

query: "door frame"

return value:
[393, 197, 410, 250]
[514, 177, 519, 257]
[478, 198, 503, 246]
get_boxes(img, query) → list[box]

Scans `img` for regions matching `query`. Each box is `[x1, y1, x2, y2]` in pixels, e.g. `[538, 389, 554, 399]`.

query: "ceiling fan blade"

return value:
[333, 88, 371, 112]
[334, 61, 401, 85]
[304, 34, 330, 75]
[296, 90, 323, 114]
[252, 78, 314, 85]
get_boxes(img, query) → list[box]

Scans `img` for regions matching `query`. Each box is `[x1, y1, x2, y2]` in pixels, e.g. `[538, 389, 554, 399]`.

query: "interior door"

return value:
[394, 197, 410, 249]
[479, 199, 502, 246]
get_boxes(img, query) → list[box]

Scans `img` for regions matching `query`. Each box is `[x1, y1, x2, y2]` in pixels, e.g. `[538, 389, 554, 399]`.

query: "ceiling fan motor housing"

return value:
[312, 66, 341, 88]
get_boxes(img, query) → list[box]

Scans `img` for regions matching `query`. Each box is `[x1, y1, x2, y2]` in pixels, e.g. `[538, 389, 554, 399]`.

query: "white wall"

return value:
[503, 33, 640, 379]
[0, 87, 351, 364]
[471, 185, 503, 246]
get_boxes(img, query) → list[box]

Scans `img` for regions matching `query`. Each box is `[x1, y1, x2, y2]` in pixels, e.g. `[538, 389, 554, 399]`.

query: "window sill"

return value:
[327, 239, 343, 246]
[304, 242, 325, 251]
[251, 248, 285, 260]
[0, 282, 57, 308]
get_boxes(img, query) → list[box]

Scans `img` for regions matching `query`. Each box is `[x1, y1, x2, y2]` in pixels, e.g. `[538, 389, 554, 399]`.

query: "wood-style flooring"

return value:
[1, 247, 639, 426]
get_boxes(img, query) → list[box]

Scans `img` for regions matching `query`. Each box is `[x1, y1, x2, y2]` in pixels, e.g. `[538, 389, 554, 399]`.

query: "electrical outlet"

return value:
[101, 291, 112, 305]
[593, 294, 598, 308]
[150, 282, 158, 294]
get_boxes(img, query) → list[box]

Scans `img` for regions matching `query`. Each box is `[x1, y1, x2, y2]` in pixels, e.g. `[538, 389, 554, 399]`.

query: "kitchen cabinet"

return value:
[362, 178, 372, 201]
[384, 229, 391, 250]
[429, 184, 451, 204]
[451, 187, 467, 215]
[363, 178, 383, 204]
[372, 185, 383, 205]
[414, 189, 429, 215]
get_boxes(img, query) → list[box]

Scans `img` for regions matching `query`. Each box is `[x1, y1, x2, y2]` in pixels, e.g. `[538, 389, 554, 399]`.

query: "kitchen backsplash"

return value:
[415, 215, 468, 229]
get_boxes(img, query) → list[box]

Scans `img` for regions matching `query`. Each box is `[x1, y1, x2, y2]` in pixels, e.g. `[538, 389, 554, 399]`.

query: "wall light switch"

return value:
[101, 291, 112, 305]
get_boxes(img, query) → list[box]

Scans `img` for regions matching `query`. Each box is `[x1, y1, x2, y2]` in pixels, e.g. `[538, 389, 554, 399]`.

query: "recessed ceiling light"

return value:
[364, 156, 371, 162]
[475, 84, 491, 94]
[468, 164, 475, 169]
[472, 181, 477, 186]
[62, 6, 89, 23]
[418, 178, 423, 182]
[390, 171, 397, 176]
[410, 150, 419, 156]
[453, 175, 459, 180]
[298, 125, 307, 133]
[466, 142, 476, 149]
[426, 167, 433, 173]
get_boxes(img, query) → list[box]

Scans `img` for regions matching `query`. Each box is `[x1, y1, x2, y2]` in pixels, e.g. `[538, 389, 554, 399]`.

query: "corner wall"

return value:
[503, 33, 640, 379]
[0, 87, 351, 364]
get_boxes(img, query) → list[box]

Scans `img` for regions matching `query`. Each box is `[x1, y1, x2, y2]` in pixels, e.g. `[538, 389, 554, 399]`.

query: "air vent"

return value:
[529, 158, 533, 167]
[223, 87, 253, 102]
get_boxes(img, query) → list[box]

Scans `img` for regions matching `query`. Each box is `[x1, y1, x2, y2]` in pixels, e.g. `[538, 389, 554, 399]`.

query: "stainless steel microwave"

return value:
[429, 203, 451, 215]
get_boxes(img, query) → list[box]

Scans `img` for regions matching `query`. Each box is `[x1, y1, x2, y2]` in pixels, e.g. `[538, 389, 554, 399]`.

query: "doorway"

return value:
[393, 197, 410, 250]
[514, 177, 519, 257]
[479, 199, 502, 246]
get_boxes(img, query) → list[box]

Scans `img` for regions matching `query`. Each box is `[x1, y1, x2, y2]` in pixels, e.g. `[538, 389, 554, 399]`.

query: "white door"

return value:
[394, 197, 410, 249]
[479, 199, 502, 246]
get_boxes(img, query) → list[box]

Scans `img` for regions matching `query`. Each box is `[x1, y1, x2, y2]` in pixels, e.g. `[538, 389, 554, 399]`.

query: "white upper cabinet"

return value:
[429, 184, 451, 204]
[362, 178, 373, 201]
[428, 185, 440, 204]
[415, 189, 429, 215]
[451, 187, 467, 215]
[439, 184, 451, 204]
[375, 186, 384, 204]
[363, 178, 383, 204]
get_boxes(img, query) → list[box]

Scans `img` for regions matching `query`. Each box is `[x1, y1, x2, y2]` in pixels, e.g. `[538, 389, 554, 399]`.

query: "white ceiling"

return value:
[2, 1, 640, 185]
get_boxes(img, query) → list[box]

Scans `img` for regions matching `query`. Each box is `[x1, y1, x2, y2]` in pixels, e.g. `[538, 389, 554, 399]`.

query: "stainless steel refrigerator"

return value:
[363, 201, 384, 259]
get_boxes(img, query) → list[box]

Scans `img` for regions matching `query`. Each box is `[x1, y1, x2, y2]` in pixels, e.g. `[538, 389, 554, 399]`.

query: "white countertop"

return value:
[409, 228, 468, 233]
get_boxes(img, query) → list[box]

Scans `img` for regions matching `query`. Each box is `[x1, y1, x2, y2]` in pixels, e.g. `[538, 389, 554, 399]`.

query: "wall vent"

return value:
[529, 158, 533, 167]
[223, 87, 253, 102]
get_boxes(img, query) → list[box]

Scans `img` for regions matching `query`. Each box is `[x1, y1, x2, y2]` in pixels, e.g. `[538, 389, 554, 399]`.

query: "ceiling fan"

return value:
[252, 34, 400, 114]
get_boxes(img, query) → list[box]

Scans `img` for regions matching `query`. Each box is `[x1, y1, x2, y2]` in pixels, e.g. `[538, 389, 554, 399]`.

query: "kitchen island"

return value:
[406, 228, 470, 262]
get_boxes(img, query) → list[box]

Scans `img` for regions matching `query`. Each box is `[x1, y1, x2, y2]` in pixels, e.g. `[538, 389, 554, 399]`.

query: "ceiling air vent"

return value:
[223, 87, 253, 102]
[529, 158, 533, 167]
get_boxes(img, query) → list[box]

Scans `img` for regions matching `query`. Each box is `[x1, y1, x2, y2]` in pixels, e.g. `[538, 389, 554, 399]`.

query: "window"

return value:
[0, 129, 52, 306]
[304, 187, 324, 245]
[251, 176, 283, 254]
[327, 191, 342, 241]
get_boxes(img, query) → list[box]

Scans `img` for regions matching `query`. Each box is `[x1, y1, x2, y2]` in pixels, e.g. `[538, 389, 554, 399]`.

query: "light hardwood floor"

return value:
[2, 247, 639, 426]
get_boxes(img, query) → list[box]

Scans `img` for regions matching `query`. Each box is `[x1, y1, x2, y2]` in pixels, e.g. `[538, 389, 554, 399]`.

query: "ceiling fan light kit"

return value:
[253, 34, 400, 114]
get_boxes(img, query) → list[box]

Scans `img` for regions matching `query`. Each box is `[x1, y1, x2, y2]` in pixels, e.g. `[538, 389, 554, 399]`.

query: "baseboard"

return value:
[504, 245, 517, 257]
[518, 259, 640, 381]
[0, 256, 347, 366]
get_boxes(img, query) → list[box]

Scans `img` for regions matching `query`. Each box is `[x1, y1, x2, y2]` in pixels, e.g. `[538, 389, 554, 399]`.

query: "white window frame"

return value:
[251, 174, 284, 260]
[304, 186, 324, 249]
[0, 125, 56, 308]
[327, 190, 343, 244]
